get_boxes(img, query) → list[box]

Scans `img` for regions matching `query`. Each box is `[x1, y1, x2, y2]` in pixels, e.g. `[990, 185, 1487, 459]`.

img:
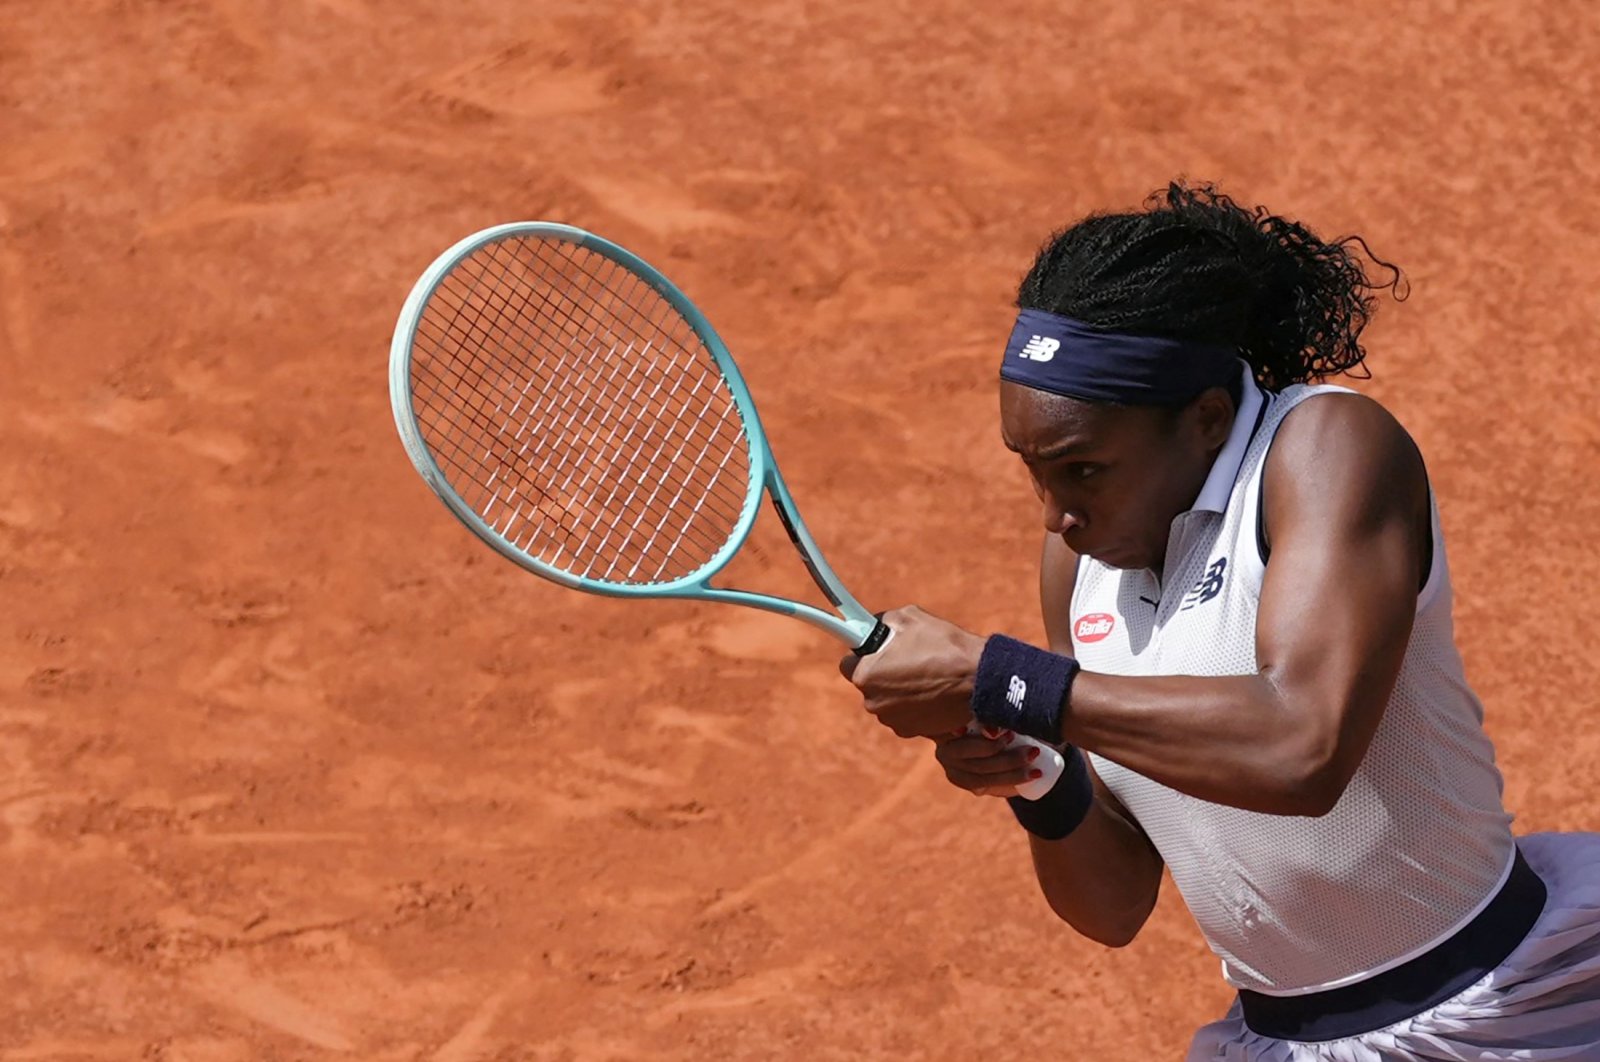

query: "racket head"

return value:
[389, 222, 773, 597]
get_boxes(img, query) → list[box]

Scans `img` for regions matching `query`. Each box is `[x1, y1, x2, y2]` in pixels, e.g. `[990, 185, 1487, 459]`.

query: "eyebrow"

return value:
[1002, 437, 1095, 462]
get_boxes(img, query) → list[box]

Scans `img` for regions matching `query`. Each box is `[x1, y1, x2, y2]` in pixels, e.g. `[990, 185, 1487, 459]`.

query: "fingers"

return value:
[878, 605, 915, 627]
[935, 735, 1009, 762]
[935, 738, 1042, 791]
[943, 762, 1044, 793]
[936, 735, 1044, 794]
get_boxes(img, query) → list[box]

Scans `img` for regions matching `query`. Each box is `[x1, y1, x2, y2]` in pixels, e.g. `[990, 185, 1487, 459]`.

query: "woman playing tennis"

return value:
[842, 183, 1600, 1060]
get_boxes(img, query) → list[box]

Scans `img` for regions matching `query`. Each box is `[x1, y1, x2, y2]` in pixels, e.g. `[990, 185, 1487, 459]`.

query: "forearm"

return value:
[1025, 790, 1162, 947]
[1062, 671, 1335, 815]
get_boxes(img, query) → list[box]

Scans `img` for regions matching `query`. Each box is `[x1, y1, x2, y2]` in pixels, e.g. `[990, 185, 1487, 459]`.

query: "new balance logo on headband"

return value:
[1019, 336, 1060, 362]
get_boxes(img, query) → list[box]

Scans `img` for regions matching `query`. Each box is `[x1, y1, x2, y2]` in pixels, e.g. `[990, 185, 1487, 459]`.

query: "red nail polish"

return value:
[1027, 747, 1040, 762]
[1028, 768, 1043, 780]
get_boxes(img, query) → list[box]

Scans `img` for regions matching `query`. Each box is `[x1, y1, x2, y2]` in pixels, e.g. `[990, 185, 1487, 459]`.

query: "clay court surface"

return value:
[3, 1, 1599, 1058]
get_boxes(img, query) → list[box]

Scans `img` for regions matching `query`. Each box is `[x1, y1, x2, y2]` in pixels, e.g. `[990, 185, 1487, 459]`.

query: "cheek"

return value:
[1092, 478, 1157, 531]
[1116, 463, 1191, 536]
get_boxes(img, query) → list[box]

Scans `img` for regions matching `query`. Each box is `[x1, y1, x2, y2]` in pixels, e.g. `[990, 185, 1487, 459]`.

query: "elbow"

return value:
[1259, 731, 1355, 818]
[1044, 893, 1155, 949]
[1083, 921, 1143, 949]
[1277, 768, 1347, 818]
[1053, 903, 1145, 948]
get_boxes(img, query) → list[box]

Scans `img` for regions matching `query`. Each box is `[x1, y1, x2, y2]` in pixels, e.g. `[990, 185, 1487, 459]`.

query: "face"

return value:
[999, 382, 1237, 571]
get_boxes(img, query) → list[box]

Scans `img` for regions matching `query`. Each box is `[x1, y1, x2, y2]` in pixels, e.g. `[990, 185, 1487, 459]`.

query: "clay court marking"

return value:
[703, 754, 939, 919]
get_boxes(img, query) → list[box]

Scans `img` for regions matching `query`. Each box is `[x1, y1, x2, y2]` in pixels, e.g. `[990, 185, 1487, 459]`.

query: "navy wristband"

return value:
[970, 634, 1080, 745]
[1008, 746, 1093, 840]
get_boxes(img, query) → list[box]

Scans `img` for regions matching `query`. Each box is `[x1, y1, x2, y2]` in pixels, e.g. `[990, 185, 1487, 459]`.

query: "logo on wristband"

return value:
[1074, 612, 1116, 643]
[1006, 675, 1027, 707]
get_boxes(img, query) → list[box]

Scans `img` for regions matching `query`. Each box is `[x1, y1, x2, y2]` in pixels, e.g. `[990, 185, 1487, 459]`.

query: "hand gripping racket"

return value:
[388, 223, 1064, 799]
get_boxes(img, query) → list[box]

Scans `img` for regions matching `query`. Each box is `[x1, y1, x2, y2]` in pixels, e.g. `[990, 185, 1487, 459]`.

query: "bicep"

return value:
[1255, 395, 1430, 786]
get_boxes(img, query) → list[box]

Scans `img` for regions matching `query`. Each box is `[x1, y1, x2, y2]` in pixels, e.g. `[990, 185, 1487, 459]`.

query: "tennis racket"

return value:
[388, 222, 1064, 800]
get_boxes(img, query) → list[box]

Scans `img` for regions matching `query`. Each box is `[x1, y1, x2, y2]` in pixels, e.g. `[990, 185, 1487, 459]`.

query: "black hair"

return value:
[1016, 181, 1407, 392]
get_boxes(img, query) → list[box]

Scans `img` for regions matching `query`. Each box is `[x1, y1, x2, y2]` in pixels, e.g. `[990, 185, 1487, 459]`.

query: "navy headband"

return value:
[1001, 308, 1240, 405]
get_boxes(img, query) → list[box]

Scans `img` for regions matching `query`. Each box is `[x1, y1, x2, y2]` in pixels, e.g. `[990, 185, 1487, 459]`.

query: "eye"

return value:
[1068, 463, 1103, 481]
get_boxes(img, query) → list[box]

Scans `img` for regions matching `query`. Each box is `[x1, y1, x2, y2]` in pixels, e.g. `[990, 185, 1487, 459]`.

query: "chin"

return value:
[1090, 547, 1151, 571]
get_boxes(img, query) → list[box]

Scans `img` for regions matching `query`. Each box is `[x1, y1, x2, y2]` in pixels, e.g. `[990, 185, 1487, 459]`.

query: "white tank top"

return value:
[1075, 370, 1516, 995]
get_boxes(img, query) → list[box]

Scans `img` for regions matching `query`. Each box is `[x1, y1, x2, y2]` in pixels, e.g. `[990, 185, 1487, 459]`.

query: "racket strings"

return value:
[415, 254, 726, 537]
[445, 243, 747, 566]
[406, 235, 753, 584]
[412, 299, 744, 580]
[415, 251, 745, 571]
[525, 244, 746, 578]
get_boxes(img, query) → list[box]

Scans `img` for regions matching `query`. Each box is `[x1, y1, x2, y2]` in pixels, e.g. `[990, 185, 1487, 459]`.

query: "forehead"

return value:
[999, 381, 1125, 455]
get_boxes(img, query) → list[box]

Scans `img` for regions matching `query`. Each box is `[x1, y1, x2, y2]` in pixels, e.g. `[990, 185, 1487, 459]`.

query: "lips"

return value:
[1076, 540, 1120, 565]
[1065, 531, 1135, 569]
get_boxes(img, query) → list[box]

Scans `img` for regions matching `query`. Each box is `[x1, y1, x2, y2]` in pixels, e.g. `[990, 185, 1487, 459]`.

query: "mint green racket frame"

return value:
[389, 222, 887, 651]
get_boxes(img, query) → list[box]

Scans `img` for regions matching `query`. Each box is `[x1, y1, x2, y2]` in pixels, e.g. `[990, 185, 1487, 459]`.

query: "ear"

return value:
[1188, 386, 1236, 451]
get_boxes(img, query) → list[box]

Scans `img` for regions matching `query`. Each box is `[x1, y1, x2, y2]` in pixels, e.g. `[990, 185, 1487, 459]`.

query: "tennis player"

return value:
[841, 183, 1600, 1059]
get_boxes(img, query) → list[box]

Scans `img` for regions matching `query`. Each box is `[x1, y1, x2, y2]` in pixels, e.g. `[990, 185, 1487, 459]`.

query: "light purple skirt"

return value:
[1187, 832, 1600, 1061]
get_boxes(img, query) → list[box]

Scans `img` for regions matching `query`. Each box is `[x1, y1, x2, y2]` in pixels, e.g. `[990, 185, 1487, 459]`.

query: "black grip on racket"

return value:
[853, 615, 892, 657]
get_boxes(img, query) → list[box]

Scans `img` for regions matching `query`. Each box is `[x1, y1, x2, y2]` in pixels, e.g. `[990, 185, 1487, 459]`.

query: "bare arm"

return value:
[1062, 394, 1431, 816]
[1021, 534, 1163, 947]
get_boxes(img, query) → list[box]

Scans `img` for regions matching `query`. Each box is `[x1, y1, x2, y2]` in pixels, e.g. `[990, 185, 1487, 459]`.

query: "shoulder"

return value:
[1263, 390, 1429, 541]
[1269, 391, 1425, 493]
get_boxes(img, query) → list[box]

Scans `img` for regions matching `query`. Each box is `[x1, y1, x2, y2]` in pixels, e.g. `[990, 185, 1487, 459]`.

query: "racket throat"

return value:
[771, 498, 846, 609]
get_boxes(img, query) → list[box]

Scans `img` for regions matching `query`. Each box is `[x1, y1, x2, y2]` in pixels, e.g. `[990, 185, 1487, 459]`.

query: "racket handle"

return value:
[852, 616, 893, 657]
[850, 622, 1062, 799]
[968, 723, 1066, 801]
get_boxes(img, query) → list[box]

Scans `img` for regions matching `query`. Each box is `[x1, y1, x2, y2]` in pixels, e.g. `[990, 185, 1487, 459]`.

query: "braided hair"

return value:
[1016, 182, 1407, 392]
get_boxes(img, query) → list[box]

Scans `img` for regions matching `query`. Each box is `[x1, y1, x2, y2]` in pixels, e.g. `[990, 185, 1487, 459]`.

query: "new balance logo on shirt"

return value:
[1182, 557, 1228, 610]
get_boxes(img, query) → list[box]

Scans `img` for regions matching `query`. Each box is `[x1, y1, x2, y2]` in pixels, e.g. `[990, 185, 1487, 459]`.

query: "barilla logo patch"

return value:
[1075, 613, 1116, 643]
[1019, 335, 1060, 362]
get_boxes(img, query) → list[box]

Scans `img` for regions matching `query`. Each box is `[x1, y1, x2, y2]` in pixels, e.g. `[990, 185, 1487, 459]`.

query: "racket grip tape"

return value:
[852, 616, 893, 657]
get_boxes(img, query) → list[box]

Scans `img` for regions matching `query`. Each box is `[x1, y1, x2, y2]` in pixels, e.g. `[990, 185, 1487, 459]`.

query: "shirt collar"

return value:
[1189, 362, 1265, 515]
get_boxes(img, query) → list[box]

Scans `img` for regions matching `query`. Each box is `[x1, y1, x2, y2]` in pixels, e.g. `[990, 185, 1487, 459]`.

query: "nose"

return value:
[1042, 493, 1084, 536]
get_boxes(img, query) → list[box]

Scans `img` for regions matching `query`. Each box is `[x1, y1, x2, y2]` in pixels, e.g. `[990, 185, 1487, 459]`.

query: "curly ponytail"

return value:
[1016, 181, 1407, 392]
